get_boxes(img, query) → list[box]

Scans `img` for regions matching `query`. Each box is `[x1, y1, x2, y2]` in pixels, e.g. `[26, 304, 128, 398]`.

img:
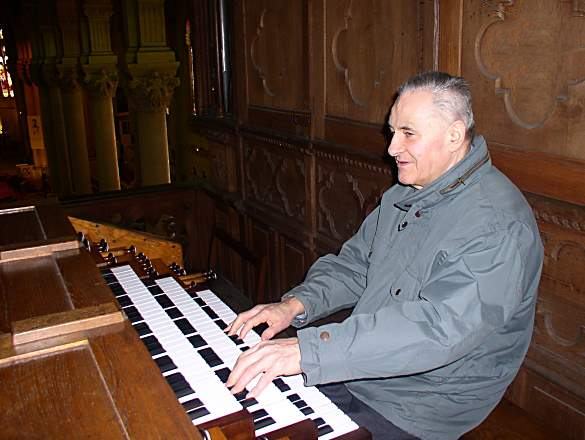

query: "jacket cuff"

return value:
[297, 325, 348, 386]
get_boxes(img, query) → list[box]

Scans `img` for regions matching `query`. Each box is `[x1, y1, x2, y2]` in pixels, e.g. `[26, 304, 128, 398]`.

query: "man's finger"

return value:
[227, 307, 262, 336]
[229, 356, 266, 395]
[239, 311, 266, 339]
[261, 326, 276, 341]
[247, 371, 275, 399]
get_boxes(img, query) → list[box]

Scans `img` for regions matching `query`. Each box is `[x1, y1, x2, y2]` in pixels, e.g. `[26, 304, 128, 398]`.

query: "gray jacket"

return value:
[286, 135, 544, 439]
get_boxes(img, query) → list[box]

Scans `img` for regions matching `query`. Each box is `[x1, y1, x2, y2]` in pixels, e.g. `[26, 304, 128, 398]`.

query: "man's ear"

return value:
[446, 120, 467, 152]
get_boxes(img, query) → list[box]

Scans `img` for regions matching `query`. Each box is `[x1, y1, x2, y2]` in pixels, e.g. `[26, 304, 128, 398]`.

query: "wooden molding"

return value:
[490, 143, 585, 207]
[437, 0, 463, 75]
[12, 303, 124, 346]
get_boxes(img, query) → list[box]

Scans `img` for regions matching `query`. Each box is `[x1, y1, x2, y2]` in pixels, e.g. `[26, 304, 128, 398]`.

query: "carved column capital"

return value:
[83, 67, 118, 97]
[57, 66, 82, 92]
[126, 67, 180, 110]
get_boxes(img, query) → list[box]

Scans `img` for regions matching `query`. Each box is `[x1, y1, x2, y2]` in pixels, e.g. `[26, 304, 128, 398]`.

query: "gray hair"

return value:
[396, 71, 475, 140]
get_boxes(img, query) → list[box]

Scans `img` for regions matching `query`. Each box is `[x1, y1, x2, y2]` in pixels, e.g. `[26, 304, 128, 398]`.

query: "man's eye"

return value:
[404, 131, 414, 137]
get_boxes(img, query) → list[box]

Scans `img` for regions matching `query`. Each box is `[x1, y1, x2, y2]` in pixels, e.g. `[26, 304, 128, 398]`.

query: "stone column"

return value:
[84, 69, 120, 191]
[39, 65, 73, 195]
[127, 69, 179, 186]
[30, 13, 74, 196]
[82, 0, 121, 192]
[120, 0, 180, 187]
[58, 68, 92, 194]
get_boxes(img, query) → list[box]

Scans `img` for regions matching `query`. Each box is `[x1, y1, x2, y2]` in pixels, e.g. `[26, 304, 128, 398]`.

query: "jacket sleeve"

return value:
[283, 206, 381, 324]
[298, 223, 542, 385]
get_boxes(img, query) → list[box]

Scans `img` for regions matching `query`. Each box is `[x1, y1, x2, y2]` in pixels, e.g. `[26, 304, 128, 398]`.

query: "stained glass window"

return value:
[0, 28, 14, 99]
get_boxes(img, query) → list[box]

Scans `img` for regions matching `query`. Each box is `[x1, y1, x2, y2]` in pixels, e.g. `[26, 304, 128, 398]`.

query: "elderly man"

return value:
[226, 71, 543, 439]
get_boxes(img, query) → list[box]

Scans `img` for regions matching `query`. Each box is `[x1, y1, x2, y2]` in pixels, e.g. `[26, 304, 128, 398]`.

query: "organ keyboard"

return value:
[103, 263, 369, 439]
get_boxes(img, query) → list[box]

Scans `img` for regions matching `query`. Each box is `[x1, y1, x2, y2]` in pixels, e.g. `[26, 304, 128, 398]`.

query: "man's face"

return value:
[387, 90, 458, 188]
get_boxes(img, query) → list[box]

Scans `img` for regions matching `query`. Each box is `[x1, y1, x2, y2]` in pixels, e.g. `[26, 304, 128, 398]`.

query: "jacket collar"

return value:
[395, 135, 491, 211]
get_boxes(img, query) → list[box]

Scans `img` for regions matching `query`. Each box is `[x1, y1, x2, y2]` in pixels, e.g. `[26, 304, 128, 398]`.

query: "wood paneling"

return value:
[279, 233, 311, 296]
[451, 1, 585, 436]
[324, 0, 422, 125]
[242, 133, 311, 232]
[246, 216, 278, 297]
[461, 0, 585, 162]
[315, 143, 392, 252]
[244, 0, 308, 111]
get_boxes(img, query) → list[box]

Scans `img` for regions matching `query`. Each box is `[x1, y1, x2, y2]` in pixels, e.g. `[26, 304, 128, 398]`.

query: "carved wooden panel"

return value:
[242, 133, 309, 229]
[244, 0, 308, 111]
[315, 144, 393, 252]
[462, 0, 585, 160]
[325, 0, 424, 125]
[278, 233, 312, 298]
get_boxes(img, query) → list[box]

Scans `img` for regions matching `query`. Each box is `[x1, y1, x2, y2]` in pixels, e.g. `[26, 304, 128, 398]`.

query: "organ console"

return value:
[0, 201, 370, 439]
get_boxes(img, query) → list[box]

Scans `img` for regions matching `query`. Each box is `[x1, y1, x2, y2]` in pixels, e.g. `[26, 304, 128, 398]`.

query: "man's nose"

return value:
[388, 133, 401, 156]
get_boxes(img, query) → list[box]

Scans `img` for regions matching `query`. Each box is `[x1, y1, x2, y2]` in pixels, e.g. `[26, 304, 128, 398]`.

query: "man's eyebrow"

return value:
[389, 124, 415, 132]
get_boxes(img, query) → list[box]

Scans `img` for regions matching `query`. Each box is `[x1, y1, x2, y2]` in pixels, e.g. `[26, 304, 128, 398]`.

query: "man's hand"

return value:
[225, 297, 305, 341]
[225, 337, 301, 398]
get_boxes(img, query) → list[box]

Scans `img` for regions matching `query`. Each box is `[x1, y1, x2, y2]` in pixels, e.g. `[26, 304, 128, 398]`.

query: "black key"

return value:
[155, 355, 176, 373]
[188, 290, 199, 299]
[155, 294, 174, 309]
[198, 347, 223, 368]
[111, 289, 127, 298]
[272, 378, 290, 392]
[109, 284, 125, 295]
[293, 399, 308, 409]
[287, 393, 301, 403]
[202, 306, 219, 320]
[182, 398, 204, 412]
[215, 319, 227, 330]
[240, 346, 250, 352]
[148, 285, 164, 295]
[175, 318, 196, 335]
[193, 297, 206, 307]
[165, 307, 183, 319]
[253, 323, 268, 335]
[165, 372, 194, 398]
[188, 334, 206, 348]
[124, 306, 143, 323]
[313, 417, 326, 427]
[187, 406, 210, 420]
[233, 390, 247, 401]
[215, 367, 231, 383]
[301, 406, 315, 415]
[250, 409, 269, 420]
[317, 424, 334, 436]
[254, 417, 275, 430]
[142, 279, 156, 288]
[142, 335, 164, 356]
[117, 295, 133, 307]
[133, 321, 152, 337]
[241, 398, 257, 408]
[228, 334, 244, 345]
